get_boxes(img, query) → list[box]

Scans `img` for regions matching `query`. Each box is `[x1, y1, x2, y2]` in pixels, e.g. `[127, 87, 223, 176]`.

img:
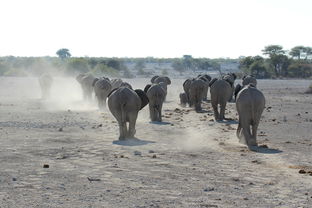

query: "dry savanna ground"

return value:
[0, 77, 311, 208]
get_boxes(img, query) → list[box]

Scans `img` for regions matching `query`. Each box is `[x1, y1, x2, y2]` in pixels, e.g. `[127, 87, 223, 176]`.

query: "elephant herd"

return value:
[181, 73, 265, 149]
[38, 73, 265, 150]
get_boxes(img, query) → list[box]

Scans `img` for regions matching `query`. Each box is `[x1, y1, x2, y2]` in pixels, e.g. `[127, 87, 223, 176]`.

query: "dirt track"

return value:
[0, 77, 311, 208]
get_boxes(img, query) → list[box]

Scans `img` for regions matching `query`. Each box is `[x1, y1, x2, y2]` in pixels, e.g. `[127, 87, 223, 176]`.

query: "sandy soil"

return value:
[0, 77, 311, 208]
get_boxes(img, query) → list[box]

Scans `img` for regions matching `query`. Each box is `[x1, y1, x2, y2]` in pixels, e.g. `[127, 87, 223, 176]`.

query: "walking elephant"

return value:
[197, 74, 212, 101]
[38, 73, 53, 99]
[108, 87, 149, 140]
[209, 78, 233, 120]
[236, 84, 265, 149]
[154, 76, 171, 85]
[242, 75, 257, 87]
[76, 73, 97, 101]
[189, 79, 206, 112]
[93, 77, 112, 110]
[144, 83, 166, 122]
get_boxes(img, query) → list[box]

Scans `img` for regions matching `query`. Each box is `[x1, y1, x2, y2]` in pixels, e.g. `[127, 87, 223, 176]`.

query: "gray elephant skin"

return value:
[236, 84, 265, 149]
[197, 74, 212, 101]
[38, 73, 53, 99]
[242, 75, 257, 87]
[144, 83, 166, 122]
[209, 78, 233, 120]
[189, 79, 206, 112]
[76, 73, 97, 101]
[108, 87, 149, 140]
[93, 77, 112, 109]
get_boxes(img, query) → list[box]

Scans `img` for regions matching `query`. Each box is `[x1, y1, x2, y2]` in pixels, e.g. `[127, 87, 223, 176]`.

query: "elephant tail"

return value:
[120, 103, 127, 124]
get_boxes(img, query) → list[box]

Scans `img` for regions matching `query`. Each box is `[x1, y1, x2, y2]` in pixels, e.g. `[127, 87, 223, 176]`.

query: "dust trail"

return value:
[43, 76, 98, 111]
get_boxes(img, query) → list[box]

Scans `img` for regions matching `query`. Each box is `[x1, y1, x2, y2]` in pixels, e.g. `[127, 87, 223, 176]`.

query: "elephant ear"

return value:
[107, 87, 119, 98]
[151, 75, 159, 83]
[135, 89, 149, 110]
[164, 76, 171, 85]
[209, 78, 218, 87]
[144, 84, 152, 93]
[92, 78, 99, 87]
[183, 79, 191, 87]
[234, 84, 242, 100]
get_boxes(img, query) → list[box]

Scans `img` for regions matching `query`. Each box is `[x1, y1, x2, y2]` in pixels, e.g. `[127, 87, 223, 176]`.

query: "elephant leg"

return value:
[250, 121, 259, 146]
[149, 104, 156, 121]
[219, 102, 226, 120]
[236, 118, 243, 140]
[128, 112, 138, 138]
[211, 101, 219, 120]
[241, 120, 252, 146]
[118, 120, 127, 140]
[195, 100, 202, 112]
[158, 103, 163, 122]
[203, 87, 208, 101]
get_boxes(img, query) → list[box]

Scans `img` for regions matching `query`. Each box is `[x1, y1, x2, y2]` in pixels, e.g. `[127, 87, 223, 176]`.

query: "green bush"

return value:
[92, 63, 120, 77]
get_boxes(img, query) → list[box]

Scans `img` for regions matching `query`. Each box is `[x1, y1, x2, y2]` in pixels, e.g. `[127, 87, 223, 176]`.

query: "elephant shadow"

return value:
[217, 119, 239, 124]
[112, 138, 156, 146]
[249, 146, 282, 154]
[149, 121, 172, 125]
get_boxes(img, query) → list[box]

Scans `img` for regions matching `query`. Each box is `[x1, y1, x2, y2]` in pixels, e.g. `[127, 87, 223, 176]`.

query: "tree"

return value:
[262, 45, 285, 57]
[56, 48, 71, 59]
[289, 46, 305, 59]
[262, 45, 286, 77]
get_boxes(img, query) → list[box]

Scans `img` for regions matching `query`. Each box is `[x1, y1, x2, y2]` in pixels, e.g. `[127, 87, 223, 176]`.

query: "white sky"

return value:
[0, 0, 311, 58]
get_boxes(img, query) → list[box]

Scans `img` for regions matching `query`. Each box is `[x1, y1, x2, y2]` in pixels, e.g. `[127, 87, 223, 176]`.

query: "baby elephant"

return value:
[179, 92, 188, 106]
[108, 87, 149, 140]
[144, 83, 166, 122]
[236, 84, 265, 149]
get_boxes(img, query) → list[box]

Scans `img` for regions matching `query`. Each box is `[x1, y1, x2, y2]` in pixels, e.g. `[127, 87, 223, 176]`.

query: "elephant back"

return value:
[154, 76, 171, 85]
[151, 75, 159, 83]
[242, 76, 257, 87]
[111, 79, 123, 89]
[208, 78, 218, 87]
[94, 78, 112, 91]
[120, 82, 133, 89]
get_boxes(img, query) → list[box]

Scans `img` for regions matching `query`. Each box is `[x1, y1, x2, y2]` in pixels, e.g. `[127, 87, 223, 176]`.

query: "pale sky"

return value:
[0, 0, 311, 58]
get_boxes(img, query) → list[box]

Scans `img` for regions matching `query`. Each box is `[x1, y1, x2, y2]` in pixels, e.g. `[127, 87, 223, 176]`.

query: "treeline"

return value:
[239, 45, 312, 78]
[0, 45, 311, 78]
[0, 55, 229, 78]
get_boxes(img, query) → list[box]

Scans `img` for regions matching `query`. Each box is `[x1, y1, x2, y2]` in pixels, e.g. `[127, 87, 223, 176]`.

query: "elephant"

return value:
[209, 78, 233, 120]
[236, 84, 265, 149]
[108, 87, 149, 140]
[179, 92, 188, 106]
[242, 75, 257, 87]
[189, 79, 206, 112]
[93, 77, 112, 110]
[154, 76, 171, 85]
[197, 74, 212, 101]
[76, 73, 97, 101]
[38, 73, 53, 99]
[183, 78, 194, 106]
[151, 75, 159, 83]
[222, 73, 237, 101]
[144, 83, 166, 122]
[111, 78, 123, 90]
[120, 82, 133, 89]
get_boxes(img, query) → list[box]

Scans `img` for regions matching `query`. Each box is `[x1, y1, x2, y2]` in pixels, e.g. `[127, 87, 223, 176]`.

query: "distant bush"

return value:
[3, 68, 27, 76]
[92, 63, 120, 77]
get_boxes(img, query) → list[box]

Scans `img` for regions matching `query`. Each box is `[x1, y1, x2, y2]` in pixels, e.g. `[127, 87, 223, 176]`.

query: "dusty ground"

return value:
[0, 77, 311, 208]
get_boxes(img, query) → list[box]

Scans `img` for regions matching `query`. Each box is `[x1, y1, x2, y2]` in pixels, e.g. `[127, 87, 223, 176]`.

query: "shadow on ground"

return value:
[113, 138, 156, 146]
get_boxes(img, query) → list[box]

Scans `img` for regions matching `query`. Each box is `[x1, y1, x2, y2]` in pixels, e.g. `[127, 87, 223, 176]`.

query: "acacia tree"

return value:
[289, 46, 305, 59]
[262, 45, 287, 77]
[56, 48, 71, 59]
